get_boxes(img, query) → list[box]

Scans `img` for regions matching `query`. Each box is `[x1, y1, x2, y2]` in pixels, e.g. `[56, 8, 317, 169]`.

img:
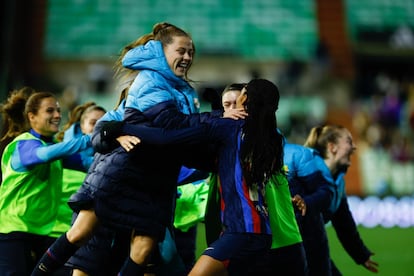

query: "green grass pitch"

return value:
[195, 224, 414, 275]
[327, 226, 414, 275]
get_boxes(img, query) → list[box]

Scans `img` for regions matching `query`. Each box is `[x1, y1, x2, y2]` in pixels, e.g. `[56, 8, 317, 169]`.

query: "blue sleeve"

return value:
[93, 101, 219, 153]
[285, 144, 333, 214]
[177, 166, 209, 186]
[12, 135, 91, 171]
[91, 102, 126, 153]
[62, 123, 95, 171]
[296, 153, 333, 214]
[98, 101, 125, 123]
[99, 109, 123, 122]
[298, 172, 333, 214]
[63, 123, 81, 141]
[122, 115, 235, 146]
[62, 152, 92, 171]
[128, 102, 219, 130]
[330, 196, 372, 264]
[122, 123, 210, 145]
[126, 82, 175, 112]
[121, 119, 229, 172]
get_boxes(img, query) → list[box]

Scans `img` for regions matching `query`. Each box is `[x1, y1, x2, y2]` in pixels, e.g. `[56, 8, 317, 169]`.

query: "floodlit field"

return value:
[196, 224, 414, 275]
[327, 226, 414, 276]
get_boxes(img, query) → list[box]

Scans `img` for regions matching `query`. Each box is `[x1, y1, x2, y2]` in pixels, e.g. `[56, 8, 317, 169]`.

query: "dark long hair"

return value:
[0, 87, 40, 184]
[240, 79, 284, 187]
[0, 87, 36, 150]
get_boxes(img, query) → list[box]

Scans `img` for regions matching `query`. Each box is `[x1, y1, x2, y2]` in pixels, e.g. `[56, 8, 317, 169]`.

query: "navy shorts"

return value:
[66, 226, 185, 276]
[0, 232, 54, 275]
[252, 242, 308, 275]
[202, 232, 271, 275]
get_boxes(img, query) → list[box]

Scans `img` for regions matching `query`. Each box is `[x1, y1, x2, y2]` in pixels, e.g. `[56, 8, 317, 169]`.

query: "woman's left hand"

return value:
[363, 254, 379, 273]
[223, 108, 248, 120]
[292, 194, 306, 216]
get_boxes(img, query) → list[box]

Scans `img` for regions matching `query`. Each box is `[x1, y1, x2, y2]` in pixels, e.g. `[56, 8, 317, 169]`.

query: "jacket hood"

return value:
[122, 40, 188, 88]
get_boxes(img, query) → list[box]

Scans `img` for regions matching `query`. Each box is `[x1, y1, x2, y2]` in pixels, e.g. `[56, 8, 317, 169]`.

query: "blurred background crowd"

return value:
[1, 0, 414, 198]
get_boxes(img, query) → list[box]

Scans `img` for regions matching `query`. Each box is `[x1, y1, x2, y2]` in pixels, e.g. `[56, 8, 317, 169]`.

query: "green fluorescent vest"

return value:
[266, 173, 302, 248]
[49, 168, 86, 237]
[0, 132, 63, 235]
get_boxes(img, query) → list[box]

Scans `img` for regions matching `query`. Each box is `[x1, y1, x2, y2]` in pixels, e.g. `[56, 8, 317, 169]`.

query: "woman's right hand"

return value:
[117, 135, 141, 152]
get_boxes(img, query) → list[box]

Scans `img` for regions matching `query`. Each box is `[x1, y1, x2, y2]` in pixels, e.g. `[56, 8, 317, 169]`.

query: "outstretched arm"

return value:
[13, 135, 91, 171]
[331, 196, 379, 273]
[92, 100, 247, 153]
[121, 123, 210, 145]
